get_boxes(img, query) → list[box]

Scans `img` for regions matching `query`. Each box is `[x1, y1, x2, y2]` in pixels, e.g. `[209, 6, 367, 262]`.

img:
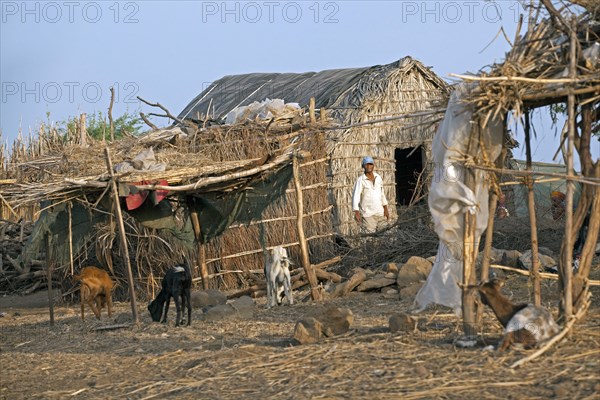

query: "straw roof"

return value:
[454, 2, 599, 125]
[179, 56, 449, 128]
[1, 122, 318, 209]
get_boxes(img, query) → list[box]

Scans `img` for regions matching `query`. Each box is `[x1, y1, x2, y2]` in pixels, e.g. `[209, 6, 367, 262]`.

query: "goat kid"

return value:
[265, 246, 293, 308]
[148, 264, 192, 326]
[73, 266, 114, 321]
[477, 278, 560, 351]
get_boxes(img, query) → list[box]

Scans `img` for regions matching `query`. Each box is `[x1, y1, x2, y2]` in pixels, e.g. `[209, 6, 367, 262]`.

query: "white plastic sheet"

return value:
[414, 84, 504, 314]
[114, 147, 167, 173]
[225, 98, 301, 125]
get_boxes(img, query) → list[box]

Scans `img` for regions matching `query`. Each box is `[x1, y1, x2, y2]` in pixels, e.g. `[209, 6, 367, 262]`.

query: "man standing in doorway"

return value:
[352, 156, 390, 233]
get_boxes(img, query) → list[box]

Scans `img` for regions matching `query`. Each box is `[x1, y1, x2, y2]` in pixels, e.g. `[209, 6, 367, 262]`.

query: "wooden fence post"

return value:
[293, 154, 321, 301]
[524, 111, 541, 306]
[462, 124, 479, 337]
[104, 147, 139, 324]
[80, 113, 87, 147]
[561, 19, 578, 324]
[188, 197, 209, 289]
[45, 233, 54, 326]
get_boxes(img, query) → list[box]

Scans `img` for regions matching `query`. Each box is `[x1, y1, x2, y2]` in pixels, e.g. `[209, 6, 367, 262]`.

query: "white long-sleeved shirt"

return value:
[352, 172, 388, 217]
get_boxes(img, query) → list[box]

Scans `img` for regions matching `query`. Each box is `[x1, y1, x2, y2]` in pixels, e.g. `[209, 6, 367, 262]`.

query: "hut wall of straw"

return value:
[326, 59, 450, 236]
[199, 128, 335, 290]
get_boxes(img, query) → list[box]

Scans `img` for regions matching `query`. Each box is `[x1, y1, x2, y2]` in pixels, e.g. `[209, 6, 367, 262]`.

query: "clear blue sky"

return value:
[1, 1, 597, 166]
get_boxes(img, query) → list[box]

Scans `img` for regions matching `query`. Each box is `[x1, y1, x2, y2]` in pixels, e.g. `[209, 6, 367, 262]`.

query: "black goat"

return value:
[148, 264, 192, 326]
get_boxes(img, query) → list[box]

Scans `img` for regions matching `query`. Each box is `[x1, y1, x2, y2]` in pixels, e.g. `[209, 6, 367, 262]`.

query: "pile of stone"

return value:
[191, 289, 255, 321]
[328, 256, 434, 301]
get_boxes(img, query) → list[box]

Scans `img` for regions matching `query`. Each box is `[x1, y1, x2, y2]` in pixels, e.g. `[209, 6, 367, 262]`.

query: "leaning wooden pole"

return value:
[104, 147, 139, 324]
[188, 197, 209, 290]
[480, 139, 508, 282]
[561, 20, 578, 323]
[293, 153, 321, 301]
[524, 111, 542, 306]
[462, 124, 479, 336]
[45, 233, 55, 326]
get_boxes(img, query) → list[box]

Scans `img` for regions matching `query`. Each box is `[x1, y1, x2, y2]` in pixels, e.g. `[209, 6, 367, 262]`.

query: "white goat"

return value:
[264, 246, 293, 308]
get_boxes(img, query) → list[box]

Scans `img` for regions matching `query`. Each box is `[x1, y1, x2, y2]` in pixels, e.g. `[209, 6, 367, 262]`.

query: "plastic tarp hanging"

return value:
[22, 164, 294, 262]
[22, 200, 108, 267]
[127, 163, 294, 245]
[414, 84, 504, 314]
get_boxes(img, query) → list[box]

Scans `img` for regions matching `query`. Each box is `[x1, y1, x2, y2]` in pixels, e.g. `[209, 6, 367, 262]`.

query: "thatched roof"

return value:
[1, 121, 323, 209]
[455, 2, 599, 125]
[179, 56, 449, 124]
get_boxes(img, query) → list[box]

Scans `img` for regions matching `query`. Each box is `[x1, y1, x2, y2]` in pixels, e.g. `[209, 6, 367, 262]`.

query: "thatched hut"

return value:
[180, 56, 451, 236]
[0, 56, 450, 298]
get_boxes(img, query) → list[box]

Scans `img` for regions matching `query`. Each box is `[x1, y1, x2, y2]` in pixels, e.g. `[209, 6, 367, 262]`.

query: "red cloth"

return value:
[125, 180, 169, 210]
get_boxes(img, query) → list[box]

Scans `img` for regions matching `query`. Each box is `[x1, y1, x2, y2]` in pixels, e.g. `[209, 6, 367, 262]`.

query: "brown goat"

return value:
[477, 279, 560, 351]
[73, 266, 114, 321]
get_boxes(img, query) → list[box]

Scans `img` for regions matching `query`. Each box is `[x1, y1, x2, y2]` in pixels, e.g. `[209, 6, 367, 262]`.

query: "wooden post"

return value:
[480, 143, 507, 283]
[188, 198, 209, 290]
[309, 97, 316, 123]
[462, 125, 479, 337]
[68, 201, 74, 276]
[104, 147, 139, 324]
[478, 143, 507, 323]
[293, 154, 321, 301]
[45, 233, 55, 326]
[561, 19, 577, 323]
[80, 113, 87, 147]
[462, 196, 477, 336]
[524, 111, 542, 306]
[108, 87, 115, 141]
[320, 108, 326, 123]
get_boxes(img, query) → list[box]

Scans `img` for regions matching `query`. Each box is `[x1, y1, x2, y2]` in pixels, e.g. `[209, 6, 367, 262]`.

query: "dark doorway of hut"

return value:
[394, 146, 423, 206]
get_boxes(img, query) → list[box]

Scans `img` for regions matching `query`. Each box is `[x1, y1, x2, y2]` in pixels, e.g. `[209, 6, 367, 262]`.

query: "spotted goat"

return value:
[477, 278, 560, 351]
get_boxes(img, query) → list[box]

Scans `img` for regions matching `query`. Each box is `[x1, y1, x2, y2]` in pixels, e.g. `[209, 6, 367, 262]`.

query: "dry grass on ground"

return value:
[1, 273, 599, 400]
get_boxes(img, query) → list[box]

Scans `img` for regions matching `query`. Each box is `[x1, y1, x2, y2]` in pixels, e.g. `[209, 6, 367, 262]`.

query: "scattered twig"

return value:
[139, 112, 158, 130]
[108, 87, 115, 141]
[137, 96, 184, 125]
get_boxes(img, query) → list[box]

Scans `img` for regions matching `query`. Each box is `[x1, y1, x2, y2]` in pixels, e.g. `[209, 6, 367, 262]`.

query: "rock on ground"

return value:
[191, 290, 228, 308]
[389, 312, 416, 333]
[397, 256, 432, 288]
[294, 306, 353, 344]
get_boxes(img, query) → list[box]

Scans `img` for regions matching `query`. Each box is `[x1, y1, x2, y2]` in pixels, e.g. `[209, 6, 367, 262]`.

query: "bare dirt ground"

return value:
[1, 274, 599, 400]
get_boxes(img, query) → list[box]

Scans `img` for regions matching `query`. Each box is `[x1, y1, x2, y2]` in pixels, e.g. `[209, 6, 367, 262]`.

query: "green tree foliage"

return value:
[64, 111, 143, 141]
